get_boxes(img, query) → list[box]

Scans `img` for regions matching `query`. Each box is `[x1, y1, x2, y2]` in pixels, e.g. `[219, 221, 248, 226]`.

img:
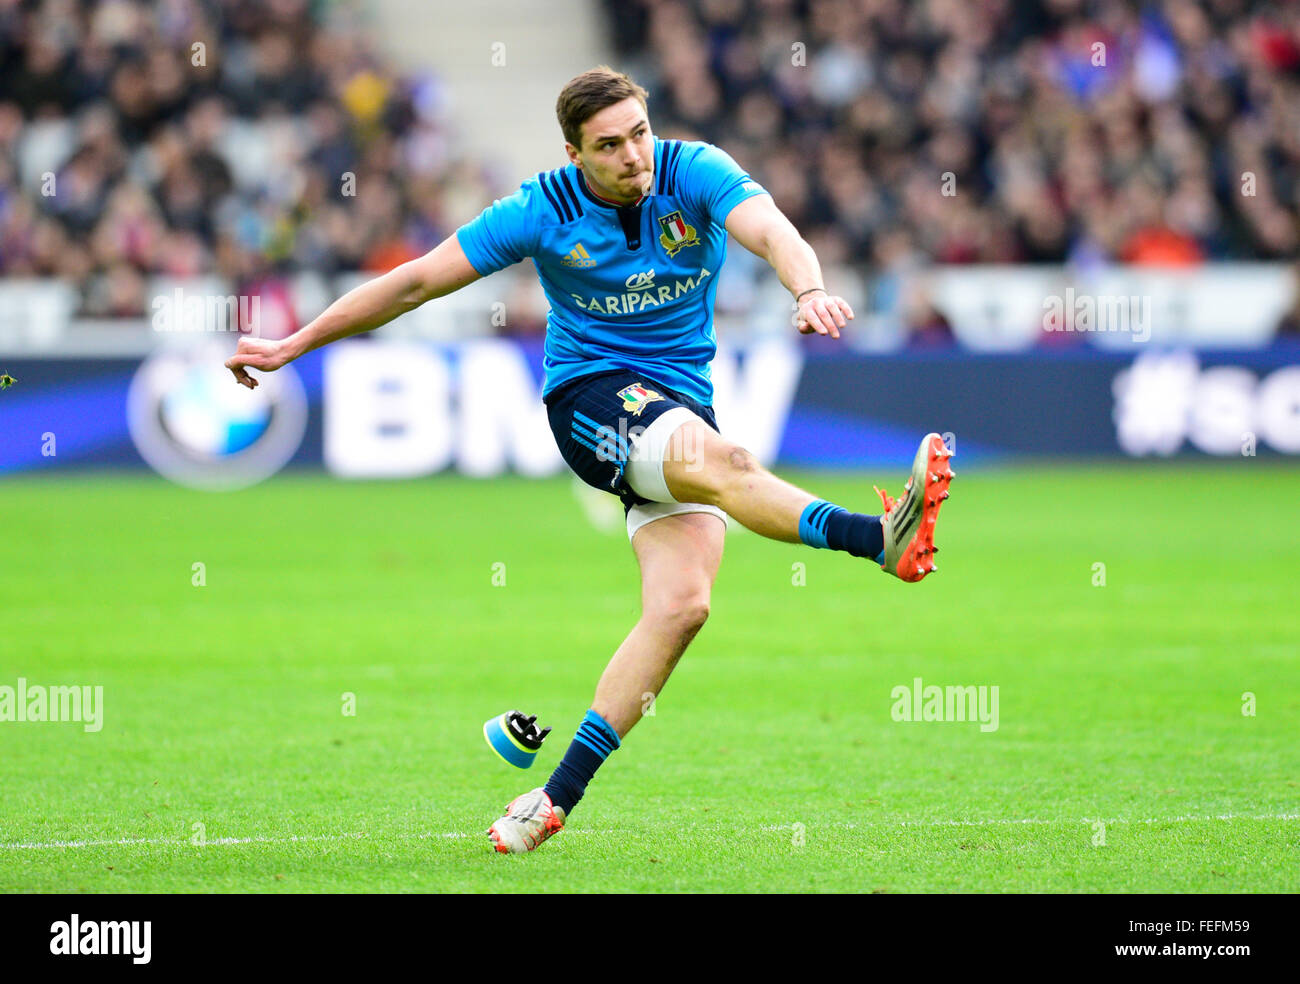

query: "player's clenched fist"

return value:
[225, 336, 292, 389]
[795, 290, 854, 339]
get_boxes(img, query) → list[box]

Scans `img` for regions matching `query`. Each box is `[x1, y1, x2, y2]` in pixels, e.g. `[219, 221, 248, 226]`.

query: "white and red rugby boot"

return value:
[876, 432, 954, 583]
[487, 787, 566, 854]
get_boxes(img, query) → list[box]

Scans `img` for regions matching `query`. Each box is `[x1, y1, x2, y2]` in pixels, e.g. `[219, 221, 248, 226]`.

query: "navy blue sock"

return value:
[543, 709, 621, 816]
[798, 499, 885, 564]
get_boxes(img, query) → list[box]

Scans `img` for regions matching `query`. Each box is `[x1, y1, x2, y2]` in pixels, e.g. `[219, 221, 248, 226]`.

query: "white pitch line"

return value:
[1, 814, 1296, 851]
[0, 833, 372, 850]
[763, 814, 1300, 831]
[0, 830, 520, 850]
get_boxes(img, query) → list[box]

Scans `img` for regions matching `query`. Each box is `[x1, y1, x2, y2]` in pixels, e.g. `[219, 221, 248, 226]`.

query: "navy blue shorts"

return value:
[544, 369, 720, 514]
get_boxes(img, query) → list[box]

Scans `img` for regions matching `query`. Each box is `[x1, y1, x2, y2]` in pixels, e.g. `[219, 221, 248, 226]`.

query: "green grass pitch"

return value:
[2, 463, 1297, 893]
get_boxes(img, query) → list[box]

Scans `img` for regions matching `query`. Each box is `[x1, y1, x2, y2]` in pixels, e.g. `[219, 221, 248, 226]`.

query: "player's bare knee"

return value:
[701, 442, 758, 501]
[668, 597, 711, 634]
[702, 436, 752, 475]
[681, 596, 711, 633]
[726, 445, 757, 475]
[664, 424, 743, 505]
[648, 590, 710, 637]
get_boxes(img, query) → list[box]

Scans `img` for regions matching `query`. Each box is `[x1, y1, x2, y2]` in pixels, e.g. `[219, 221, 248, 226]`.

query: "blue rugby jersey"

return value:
[455, 137, 769, 405]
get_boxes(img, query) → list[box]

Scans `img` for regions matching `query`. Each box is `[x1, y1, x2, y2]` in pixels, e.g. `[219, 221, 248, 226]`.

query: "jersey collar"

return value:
[578, 171, 647, 209]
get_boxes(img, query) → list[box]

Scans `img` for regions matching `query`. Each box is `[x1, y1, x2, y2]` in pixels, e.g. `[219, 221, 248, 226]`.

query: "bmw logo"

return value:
[127, 347, 308, 490]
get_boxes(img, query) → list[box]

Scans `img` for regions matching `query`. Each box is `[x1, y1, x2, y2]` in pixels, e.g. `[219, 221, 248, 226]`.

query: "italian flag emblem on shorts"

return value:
[658, 210, 699, 256]
[617, 383, 664, 415]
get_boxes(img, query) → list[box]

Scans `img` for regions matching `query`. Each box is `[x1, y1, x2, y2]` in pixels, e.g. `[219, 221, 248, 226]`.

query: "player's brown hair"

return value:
[555, 66, 650, 150]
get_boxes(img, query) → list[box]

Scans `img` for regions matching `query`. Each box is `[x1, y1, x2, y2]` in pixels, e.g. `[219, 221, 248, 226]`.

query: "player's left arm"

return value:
[724, 194, 854, 339]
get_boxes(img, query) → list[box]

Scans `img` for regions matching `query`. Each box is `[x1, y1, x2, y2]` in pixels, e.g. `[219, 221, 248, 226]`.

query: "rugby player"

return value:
[225, 66, 954, 854]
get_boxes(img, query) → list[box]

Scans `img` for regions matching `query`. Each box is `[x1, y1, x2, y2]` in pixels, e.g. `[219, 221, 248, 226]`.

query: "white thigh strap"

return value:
[624, 406, 699, 503]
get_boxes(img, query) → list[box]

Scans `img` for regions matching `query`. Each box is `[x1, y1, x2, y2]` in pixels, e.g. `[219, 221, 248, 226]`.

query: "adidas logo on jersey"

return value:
[561, 243, 597, 268]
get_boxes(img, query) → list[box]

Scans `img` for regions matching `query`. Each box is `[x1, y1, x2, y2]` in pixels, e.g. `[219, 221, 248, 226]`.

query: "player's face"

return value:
[569, 98, 654, 204]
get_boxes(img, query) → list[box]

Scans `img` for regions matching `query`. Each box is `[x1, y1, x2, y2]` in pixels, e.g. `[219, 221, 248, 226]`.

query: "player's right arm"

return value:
[226, 235, 481, 389]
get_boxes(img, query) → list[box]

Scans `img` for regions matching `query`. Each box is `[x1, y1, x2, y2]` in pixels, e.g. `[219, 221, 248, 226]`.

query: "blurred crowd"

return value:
[612, 0, 1300, 266]
[1, 0, 1297, 338]
[0, 0, 499, 317]
[610, 0, 1300, 339]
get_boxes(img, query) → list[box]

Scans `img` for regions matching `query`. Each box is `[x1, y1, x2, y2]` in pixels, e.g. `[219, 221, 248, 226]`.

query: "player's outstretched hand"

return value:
[795, 292, 854, 339]
[225, 336, 292, 389]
